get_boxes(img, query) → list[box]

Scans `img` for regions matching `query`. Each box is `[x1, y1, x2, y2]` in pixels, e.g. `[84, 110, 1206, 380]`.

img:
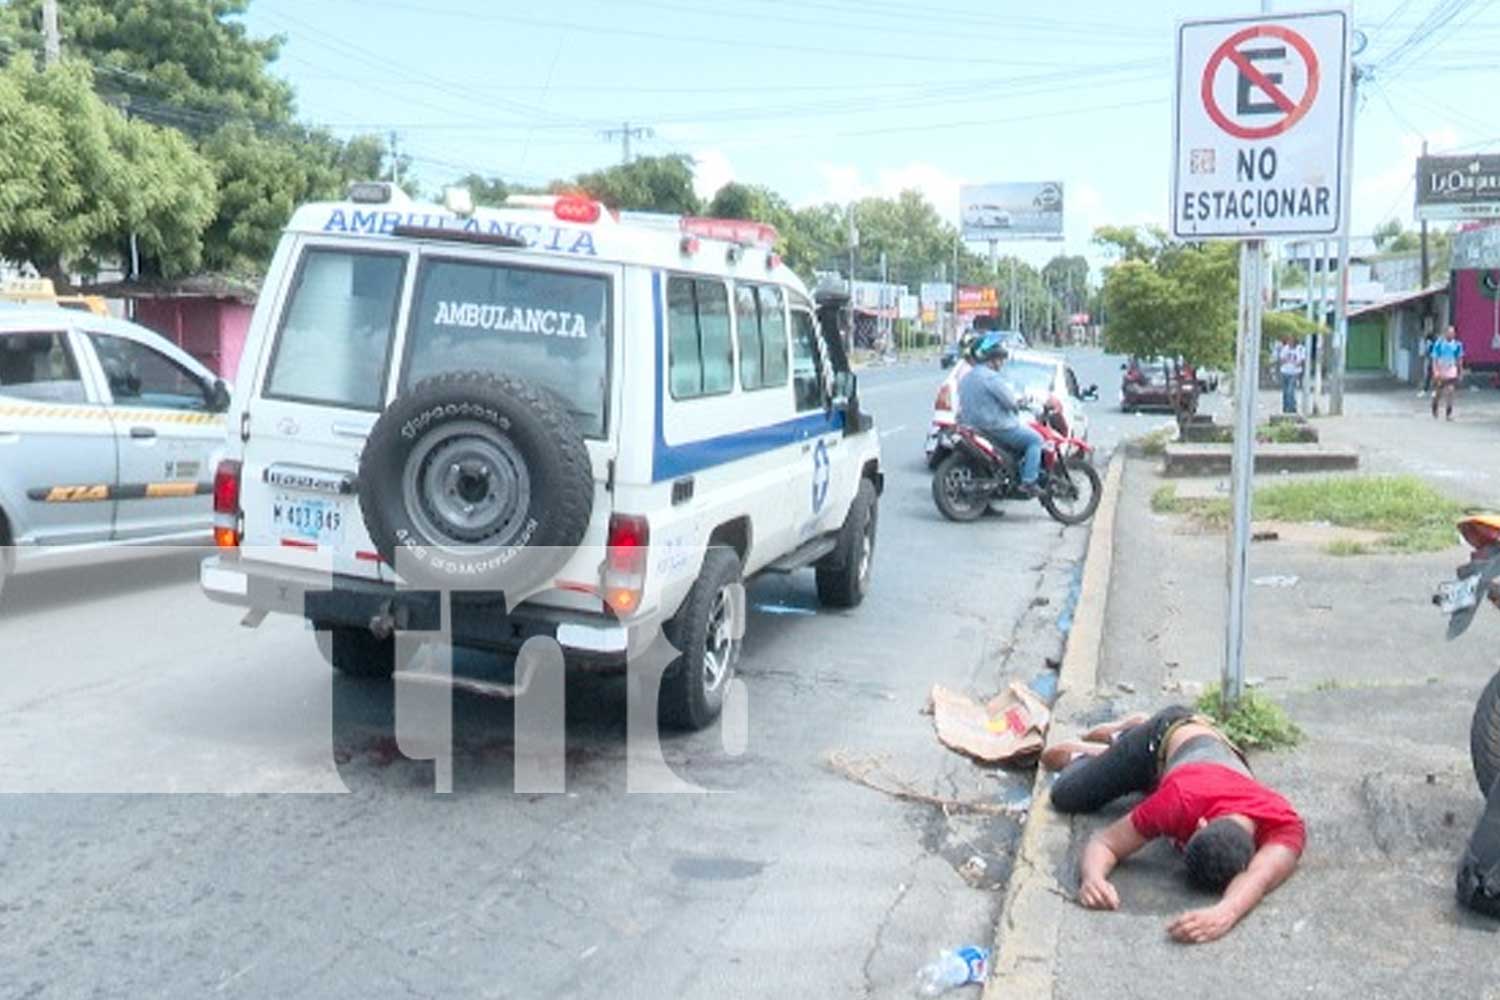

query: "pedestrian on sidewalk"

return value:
[1275, 334, 1306, 414]
[1042, 706, 1305, 944]
[1430, 325, 1465, 421]
[1420, 326, 1438, 396]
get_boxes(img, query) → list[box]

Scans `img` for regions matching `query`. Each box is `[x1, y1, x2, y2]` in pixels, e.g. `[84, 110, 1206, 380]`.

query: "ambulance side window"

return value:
[667, 276, 734, 400]
[0, 331, 85, 404]
[791, 310, 825, 413]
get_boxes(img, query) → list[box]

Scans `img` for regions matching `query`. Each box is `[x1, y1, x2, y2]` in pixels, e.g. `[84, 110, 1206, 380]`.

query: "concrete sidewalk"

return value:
[1004, 452, 1500, 1000]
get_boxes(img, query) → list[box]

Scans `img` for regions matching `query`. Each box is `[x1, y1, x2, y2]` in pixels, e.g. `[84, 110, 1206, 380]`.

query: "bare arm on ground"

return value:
[1077, 816, 1148, 911]
[1166, 843, 1300, 944]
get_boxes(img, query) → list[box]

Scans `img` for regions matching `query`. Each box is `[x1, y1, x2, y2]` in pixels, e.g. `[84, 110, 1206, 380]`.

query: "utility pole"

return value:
[42, 0, 60, 65]
[1330, 64, 1360, 416]
[388, 130, 402, 186]
[599, 122, 653, 165]
[1420, 139, 1432, 288]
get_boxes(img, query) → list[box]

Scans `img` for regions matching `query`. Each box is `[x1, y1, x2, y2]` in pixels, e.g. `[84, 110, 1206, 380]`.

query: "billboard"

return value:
[1453, 224, 1500, 271]
[919, 282, 954, 306]
[956, 285, 999, 316]
[960, 182, 1064, 240]
[1417, 155, 1500, 221]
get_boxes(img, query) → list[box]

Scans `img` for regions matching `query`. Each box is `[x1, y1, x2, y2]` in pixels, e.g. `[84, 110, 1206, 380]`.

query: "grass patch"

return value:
[1195, 685, 1303, 751]
[1151, 484, 1185, 513]
[1255, 422, 1312, 444]
[1150, 484, 1230, 527]
[1153, 476, 1464, 554]
[1137, 425, 1176, 457]
[1255, 476, 1465, 554]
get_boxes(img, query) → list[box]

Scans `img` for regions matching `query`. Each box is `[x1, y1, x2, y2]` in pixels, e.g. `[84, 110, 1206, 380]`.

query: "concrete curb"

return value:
[983, 453, 1124, 999]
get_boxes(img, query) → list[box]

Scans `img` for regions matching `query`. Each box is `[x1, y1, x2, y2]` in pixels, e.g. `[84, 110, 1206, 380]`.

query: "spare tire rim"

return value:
[703, 586, 741, 694]
[403, 420, 533, 550]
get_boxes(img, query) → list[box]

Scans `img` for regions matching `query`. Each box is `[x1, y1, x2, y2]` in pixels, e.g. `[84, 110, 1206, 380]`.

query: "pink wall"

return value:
[132, 299, 255, 380]
[1454, 270, 1500, 370]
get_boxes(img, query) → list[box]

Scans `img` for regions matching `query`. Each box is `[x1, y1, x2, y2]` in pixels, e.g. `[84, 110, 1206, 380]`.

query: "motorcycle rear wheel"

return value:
[932, 453, 989, 522]
[1040, 456, 1103, 526]
[1472, 670, 1500, 797]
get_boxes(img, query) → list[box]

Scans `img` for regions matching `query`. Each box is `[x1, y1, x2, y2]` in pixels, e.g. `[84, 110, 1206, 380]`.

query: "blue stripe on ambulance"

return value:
[650, 271, 842, 483]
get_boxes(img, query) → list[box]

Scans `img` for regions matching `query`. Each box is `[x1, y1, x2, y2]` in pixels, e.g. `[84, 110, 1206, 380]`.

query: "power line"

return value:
[309, 0, 1126, 68]
[260, 3, 601, 128]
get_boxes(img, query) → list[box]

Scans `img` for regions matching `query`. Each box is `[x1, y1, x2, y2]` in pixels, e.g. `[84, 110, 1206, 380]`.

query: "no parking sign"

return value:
[1172, 9, 1350, 239]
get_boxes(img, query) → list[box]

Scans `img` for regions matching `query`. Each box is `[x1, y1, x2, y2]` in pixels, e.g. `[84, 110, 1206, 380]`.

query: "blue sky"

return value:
[242, 0, 1499, 270]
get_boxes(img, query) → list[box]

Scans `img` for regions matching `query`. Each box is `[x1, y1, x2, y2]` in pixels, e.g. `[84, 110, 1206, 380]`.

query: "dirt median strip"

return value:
[984, 453, 1123, 999]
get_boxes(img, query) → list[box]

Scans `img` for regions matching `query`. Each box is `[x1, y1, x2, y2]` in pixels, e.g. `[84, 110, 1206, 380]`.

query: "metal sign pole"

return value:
[1225, 240, 1263, 712]
[1330, 66, 1359, 416]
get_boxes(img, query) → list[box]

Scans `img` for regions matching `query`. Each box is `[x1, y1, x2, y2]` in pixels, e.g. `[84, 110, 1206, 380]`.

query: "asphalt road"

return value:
[0, 348, 1131, 999]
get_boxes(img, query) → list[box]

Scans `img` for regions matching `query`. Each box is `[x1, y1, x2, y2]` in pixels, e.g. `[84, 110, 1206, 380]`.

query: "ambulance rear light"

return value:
[602, 514, 649, 615]
[213, 460, 242, 550]
[348, 181, 394, 204]
[679, 235, 700, 257]
[680, 217, 779, 248]
[767, 252, 782, 270]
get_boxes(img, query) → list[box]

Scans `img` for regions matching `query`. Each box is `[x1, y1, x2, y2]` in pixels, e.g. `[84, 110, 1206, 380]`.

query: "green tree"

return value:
[2, 0, 293, 121]
[2, 0, 407, 275]
[570, 154, 700, 214]
[454, 173, 515, 208]
[0, 59, 215, 279]
[1098, 226, 1236, 368]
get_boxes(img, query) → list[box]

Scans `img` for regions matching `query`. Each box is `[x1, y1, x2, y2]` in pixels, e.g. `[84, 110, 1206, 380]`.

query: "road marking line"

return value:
[879, 425, 909, 438]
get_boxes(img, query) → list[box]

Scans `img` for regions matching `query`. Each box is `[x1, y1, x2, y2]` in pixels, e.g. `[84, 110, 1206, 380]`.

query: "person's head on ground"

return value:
[1183, 816, 1255, 892]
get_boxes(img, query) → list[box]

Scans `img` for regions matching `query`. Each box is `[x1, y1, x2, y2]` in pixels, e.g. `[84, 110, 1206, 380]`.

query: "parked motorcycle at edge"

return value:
[930, 400, 1102, 526]
[1433, 514, 1500, 918]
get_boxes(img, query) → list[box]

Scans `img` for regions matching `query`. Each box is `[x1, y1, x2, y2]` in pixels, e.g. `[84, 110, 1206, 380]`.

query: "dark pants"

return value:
[1458, 772, 1500, 917]
[1051, 706, 1195, 814]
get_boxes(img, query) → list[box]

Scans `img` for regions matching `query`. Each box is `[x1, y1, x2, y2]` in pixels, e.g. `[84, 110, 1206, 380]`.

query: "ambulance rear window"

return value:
[401, 258, 612, 438]
[265, 249, 406, 410]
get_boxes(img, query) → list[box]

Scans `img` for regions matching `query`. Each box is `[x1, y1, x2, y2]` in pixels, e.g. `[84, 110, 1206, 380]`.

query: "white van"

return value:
[200, 184, 883, 729]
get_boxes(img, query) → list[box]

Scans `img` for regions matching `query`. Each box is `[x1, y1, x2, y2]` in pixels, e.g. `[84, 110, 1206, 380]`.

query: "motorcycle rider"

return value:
[957, 332, 1043, 497]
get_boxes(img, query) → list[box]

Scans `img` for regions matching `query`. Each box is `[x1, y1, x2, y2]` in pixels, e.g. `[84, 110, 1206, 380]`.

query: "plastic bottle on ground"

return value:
[914, 946, 989, 996]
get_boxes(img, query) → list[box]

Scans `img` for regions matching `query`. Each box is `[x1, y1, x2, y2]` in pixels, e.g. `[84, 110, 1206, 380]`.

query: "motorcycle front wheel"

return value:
[932, 453, 990, 522]
[1040, 456, 1103, 526]
[1472, 670, 1500, 797]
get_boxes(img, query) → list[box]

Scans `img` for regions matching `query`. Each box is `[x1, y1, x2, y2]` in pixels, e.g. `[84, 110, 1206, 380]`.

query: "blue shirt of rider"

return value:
[958, 363, 1021, 433]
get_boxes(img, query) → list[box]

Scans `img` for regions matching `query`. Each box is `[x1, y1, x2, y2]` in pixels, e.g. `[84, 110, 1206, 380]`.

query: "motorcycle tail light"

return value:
[1458, 518, 1500, 552]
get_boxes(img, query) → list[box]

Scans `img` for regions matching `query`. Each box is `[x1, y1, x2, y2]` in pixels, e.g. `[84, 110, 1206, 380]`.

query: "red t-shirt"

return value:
[1130, 763, 1306, 855]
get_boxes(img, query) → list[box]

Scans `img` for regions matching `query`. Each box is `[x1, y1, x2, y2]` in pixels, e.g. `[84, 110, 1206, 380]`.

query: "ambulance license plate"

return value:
[273, 495, 345, 545]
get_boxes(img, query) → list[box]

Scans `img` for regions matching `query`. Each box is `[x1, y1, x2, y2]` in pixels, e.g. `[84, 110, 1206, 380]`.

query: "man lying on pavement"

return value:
[1040, 706, 1305, 944]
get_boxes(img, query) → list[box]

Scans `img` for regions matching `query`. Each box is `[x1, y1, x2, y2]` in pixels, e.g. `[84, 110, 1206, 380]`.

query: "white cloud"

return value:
[691, 148, 736, 203]
[804, 161, 969, 223]
[1354, 128, 1458, 233]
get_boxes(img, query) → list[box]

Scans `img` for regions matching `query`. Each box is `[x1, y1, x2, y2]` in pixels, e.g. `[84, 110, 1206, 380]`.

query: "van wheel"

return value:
[816, 479, 877, 608]
[315, 625, 397, 678]
[358, 371, 593, 603]
[660, 549, 743, 732]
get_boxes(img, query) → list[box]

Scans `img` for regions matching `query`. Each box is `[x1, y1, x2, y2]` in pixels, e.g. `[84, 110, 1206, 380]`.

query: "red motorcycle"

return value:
[930, 401, 1101, 526]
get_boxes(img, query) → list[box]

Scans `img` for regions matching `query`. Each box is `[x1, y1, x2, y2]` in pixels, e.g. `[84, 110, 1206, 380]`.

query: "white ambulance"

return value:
[200, 184, 883, 730]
